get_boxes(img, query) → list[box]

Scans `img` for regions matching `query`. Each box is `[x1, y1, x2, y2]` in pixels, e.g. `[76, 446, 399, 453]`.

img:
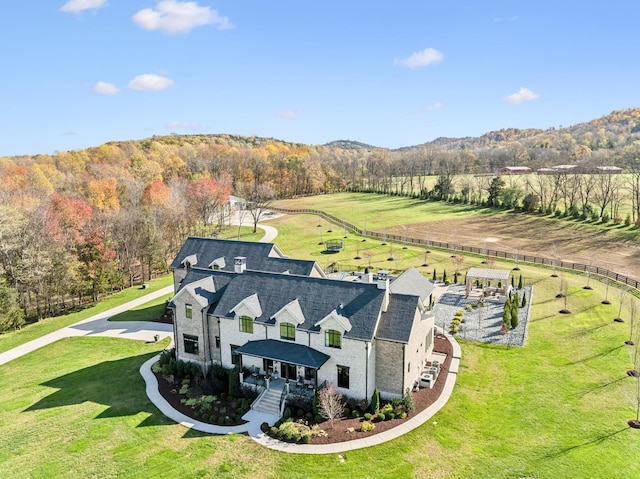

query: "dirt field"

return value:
[380, 214, 640, 281]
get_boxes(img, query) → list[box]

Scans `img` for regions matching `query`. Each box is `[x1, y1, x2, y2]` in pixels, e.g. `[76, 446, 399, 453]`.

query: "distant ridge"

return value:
[323, 140, 378, 150]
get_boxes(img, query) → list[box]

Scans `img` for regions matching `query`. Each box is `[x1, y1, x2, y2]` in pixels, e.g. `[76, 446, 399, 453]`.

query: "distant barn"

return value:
[497, 166, 532, 175]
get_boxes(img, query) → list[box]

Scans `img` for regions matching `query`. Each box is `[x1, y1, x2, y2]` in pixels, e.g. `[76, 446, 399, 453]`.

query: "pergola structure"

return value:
[465, 267, 511, 298]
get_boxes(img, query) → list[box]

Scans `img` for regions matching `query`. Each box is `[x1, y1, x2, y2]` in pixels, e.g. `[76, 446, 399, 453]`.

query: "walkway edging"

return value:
[140, 330, 462, 454]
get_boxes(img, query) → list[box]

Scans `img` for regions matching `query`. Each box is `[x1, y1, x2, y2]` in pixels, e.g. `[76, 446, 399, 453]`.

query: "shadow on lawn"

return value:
[565, 344, 625, 366]
[576, 375, 629, 397]
[543, 427, 630, 459]
[23, 351, 173, 427]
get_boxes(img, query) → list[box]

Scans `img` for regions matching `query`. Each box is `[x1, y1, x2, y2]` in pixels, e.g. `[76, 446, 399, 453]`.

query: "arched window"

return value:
[325, 329, 341, 349]
[280, 322, 296, 341]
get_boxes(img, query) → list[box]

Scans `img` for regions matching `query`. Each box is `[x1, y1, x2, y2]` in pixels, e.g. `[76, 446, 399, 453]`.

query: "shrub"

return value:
[399, 411, 407, 419]
[297, 409, 304, 418]
[352, 409, 360, 418]
[376, 413, 386, 422]
[283, 407, 292, 419]
[456, 309, 464, 316]
[403, 388, 415, 413]
[343, 407, 351, 417]
[361, 421, 375, 432]
[305, 412, 313, 422]
[370, 386, 380, 414]
[210, 415, 217, 424]
[261, 422, 270, 433]
[364, 413, 373, 421]
[465, 304, 472, 311]
[386, 412, 395, 420]
[314, 415, 322, 424]
[179, 380, 190, 395]
[225, 416, 233, 425]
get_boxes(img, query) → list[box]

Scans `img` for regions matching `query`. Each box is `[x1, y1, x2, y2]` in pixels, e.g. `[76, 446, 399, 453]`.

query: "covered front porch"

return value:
[235, 339, 330, 397]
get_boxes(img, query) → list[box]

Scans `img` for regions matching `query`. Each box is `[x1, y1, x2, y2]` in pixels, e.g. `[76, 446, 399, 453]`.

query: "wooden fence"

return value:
[271, 207, 640, 296]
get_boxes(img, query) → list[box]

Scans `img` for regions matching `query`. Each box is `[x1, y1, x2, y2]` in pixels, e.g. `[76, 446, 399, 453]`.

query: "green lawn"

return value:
[0, 275, 172, 355]
[1, 267, 638, 478]
[1, 202, 640, 478]
[108, 294, 173, 322]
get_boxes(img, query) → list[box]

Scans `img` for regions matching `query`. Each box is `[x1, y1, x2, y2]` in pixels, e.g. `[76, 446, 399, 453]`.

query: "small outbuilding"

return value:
[465, 267, 511, 298]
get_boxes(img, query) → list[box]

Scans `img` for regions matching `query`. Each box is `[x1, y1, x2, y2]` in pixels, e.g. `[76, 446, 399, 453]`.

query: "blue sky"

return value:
[2, 1, 639, 156]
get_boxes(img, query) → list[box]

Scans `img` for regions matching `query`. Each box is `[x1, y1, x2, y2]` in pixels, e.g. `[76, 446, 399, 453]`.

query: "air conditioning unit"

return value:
[420, 373, 434, 389]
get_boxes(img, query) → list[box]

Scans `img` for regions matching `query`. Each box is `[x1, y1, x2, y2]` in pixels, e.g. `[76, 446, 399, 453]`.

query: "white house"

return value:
[169, 237, 436, 401]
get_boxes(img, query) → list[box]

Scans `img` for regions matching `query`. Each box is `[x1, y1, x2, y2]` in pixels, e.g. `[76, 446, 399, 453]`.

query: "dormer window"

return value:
[280, 322, 296, 341]
[185, 304, 193, 319]
[325, 329, 342, 349]
[240, 315, 254, 334]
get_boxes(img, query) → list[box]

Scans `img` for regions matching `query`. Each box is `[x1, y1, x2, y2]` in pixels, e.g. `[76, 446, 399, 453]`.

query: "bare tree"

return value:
[237, 183, 276, 234]
[318, 384, 344, 429]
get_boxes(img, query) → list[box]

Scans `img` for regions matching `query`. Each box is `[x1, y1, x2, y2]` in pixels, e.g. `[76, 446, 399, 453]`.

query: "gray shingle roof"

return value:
[375, 294, 420, 343]
[211, 271, 386, 342]
[390, 267, 434, 302]
[170, 237, 317, 276]
[466, 268, 511, 281]
[235, 339, 330, 369]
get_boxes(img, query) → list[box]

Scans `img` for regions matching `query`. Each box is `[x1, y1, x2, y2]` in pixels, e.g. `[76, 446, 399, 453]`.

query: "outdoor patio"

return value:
[433, 284, 532, 346]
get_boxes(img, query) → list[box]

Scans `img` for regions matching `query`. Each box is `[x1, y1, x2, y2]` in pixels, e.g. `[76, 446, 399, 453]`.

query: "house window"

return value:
[325, 329, 341, 349]
[185, 304, 193, 319]
[280, 322, 296, 341]
[337, 365, 349, 389]
[408, 362, 411, 373]
[215, 336, 220, 348]
[231, 344, 242, 367]
[213, 264, 220, 271]
[240, 315, 253, 334]
[304, 367, 314, 381]
[183, 334, 199, 355]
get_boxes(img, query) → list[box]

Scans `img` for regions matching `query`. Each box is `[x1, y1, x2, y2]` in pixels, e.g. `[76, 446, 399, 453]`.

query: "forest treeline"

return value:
[1, 108, 640, 330]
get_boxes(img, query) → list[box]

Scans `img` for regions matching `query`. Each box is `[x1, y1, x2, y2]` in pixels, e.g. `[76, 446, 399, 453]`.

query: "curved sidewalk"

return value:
[140, 329, 461, 454]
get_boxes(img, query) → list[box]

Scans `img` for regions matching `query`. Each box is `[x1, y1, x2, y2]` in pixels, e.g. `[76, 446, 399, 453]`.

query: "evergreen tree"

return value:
[454, 271, 458, 284]
[228, 367, 240, 397]
[518, 275, 523, 289]
[370, 386, 380, 414]
[521, 294, 527, 308]
[443, 269, 447, 283]
[511, 276, 515, 288]
[433, 269, 437, 281]
[511, 301, 519, 328]
[503, 303, 512, 326]
[403, 387, 415, 413]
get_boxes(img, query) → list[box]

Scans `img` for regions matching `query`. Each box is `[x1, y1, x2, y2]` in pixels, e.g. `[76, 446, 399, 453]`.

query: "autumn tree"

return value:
[187, 177, 231, 227]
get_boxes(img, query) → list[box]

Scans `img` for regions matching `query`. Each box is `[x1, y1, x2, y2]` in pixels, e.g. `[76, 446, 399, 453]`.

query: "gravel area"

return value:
[433, 283, 533, 346]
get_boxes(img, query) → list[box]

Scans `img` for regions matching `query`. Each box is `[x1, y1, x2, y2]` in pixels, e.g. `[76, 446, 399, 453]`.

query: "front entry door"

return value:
[282, 362, 297, 381]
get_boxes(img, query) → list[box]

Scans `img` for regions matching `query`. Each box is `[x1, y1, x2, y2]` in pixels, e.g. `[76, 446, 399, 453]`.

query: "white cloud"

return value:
[277, 110, 298, 119]
[494, 16, 518, 22]
[165, 121, 202, 130]
[60, 0, 107, 14]
[132, 1, 232, 34]
[426, 102, 443, 111]
[128, 74, 174, 91]
[504, 87, 539, 105]
[93, 81, 119, 95]
[394, 48, 444, 69]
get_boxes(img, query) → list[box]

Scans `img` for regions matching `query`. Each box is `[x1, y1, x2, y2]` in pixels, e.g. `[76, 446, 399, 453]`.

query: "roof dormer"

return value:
[271, 298, 305, 325]
[209, 256, 226, 270]
[181, 254, 198, 270]
[230, 292, 262, 319]
[315, 308, 352, 332]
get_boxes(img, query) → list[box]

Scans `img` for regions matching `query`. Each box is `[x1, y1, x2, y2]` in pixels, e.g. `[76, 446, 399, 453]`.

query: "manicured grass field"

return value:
[0, 275, 173, 355]
[108, 294, 173, 322]
[1, 199, 640, 478]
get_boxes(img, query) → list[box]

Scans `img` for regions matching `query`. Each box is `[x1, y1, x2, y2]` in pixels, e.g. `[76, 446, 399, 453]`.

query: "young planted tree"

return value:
[370, 386, 380, 414]
[319, 384, 345, 429]
[615, 288, 628, 322]
[518, 274, 523, 290]
[521, 293, 527, 308]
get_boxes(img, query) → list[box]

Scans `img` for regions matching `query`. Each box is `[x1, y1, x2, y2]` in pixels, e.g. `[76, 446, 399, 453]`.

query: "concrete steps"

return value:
[252, 388, 282, 416]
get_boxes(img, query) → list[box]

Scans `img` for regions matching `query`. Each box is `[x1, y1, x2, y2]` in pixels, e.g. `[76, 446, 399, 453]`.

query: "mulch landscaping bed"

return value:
[154, 372, 248, 425]
[309, 334, 453, 445]
[153, 333, 453, 443]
